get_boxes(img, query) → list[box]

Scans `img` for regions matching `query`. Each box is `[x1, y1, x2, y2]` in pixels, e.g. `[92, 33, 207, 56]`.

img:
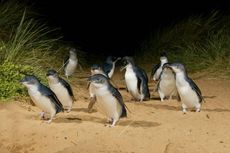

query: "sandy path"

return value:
[1, 72, 230, 153]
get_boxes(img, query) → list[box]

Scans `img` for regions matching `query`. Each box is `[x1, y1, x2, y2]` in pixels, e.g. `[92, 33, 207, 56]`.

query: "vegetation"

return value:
[0, 1, 86, 101]
[1, 1, 230, 101]
[136, 11, 230, 76]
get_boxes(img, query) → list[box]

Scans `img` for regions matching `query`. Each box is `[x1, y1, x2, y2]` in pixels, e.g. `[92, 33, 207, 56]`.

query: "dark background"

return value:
[31, 1, 228, 56]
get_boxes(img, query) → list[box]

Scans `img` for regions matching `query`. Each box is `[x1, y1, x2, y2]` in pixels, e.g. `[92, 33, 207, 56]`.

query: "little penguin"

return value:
[88, 74, 127, 127]
[20, 75, 64, 123]
[121, 56, 150, 102]
[150, 52, 168, 81]
[47, 69, 75, 112]
[102, 56, 121, 78]
[64, 48, 78, 78]
[88, 64, 107, 112]
[164, 63, 204, 113]
[156, 63, 178, 102]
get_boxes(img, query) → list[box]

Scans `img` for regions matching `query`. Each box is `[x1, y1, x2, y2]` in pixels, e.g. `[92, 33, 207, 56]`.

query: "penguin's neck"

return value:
[28, 84, 39, 94]
[49, 77, 60, 84]
[126, 64, 133, 71]
[175, 71, 187, 86]
[70, 55, 77, 60]
[95, 84, 109, 95]
[160, 59, 168, 66]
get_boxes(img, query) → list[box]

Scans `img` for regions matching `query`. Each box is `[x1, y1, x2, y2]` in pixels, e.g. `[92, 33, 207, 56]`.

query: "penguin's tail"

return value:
[56, 107, 64, 114]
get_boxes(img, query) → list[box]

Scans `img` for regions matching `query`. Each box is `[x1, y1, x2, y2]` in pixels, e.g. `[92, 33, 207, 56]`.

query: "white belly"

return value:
[28, 90, 56, 115]
[176, 78, 200, 108]
[95, 87, 122, 119]
[49, 83, 73, 109]
[65, 59, 77, 76]
[125, 68, 141, 100]
[159, 72, 177, 96]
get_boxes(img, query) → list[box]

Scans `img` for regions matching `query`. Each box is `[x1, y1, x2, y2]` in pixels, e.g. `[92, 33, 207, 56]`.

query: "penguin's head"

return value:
[120, 56, 134, 71]
[164, 63, 186, 74]
[20, 75, 40, 88]
[90, 64, 103, 75]
[160, 56, 168, 63]
[88, 74, 108, 88]
[69, 48, 77, 57]
[46, 69, 59, 82]
[162, 63, 174, 73]
[160, 51, 167, 58]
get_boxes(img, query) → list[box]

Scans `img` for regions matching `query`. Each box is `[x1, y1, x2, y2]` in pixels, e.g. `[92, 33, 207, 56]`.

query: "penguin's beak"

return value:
[19, 78, 25, 83]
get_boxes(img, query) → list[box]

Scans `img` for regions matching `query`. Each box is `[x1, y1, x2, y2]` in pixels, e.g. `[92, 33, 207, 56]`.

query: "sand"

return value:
[1, 71, 230, 153]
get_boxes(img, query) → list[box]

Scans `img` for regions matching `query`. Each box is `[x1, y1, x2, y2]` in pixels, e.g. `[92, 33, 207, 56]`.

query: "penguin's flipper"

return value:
[137, 77, 142, 95]
[48, 94, 64, 113]
[134, 67, 150, 100]
[59, 77, 76, 101]
[110, 86, 127, 117]
[140, 77, 150, 100]
[155, 79, 160, 92]
[187, 77, 204, 103]
[40, 85, 64, 113]
[150, 63, 160, 79]
[155, 70, 164, 92]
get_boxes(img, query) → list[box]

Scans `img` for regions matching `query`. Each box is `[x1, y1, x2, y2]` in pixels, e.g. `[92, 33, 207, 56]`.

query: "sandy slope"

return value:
[1, 71, 230, 153]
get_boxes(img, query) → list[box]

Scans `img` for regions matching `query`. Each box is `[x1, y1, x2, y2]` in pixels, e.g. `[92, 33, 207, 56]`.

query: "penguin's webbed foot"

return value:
[106, 118, 113, 124]
[40, 112, 46, 120]
[182, 108, 187, 114]
[111, 119, 118, 127]
[66, 109, 71, 113]
[196, 108, 201, 112]
[104, 118, 117, 127]
[44, 119, 52, 124]
[104, 123, 116, 128]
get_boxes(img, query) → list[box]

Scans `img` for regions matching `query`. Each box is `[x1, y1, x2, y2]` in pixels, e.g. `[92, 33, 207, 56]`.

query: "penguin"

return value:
[88, 74, 127, 127]
[64, 48, 78, 78]
[88, 64, 119, 112]
[121, 56, 150, 102]
[164, 63, 203, 113]
[20, 75, 64, 123]
[150, 52, 168, 81]
[102, 56, 121, 78]
[88, 64, 107, 112]
[47, 69, 75, 112]
[156, 63, 178, 102]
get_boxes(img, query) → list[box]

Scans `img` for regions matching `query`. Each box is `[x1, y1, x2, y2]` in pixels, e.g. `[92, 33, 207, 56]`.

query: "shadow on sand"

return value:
[54, 114, 161, 128]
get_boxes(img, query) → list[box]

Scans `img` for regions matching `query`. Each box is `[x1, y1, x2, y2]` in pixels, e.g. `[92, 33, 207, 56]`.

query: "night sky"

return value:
[32, 1, 228, 56]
